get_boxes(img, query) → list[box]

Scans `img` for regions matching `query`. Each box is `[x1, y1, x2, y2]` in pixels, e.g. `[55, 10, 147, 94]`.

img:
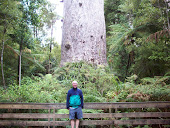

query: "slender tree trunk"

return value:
[36, 26, 38, 38]
[1, 24, 7, 87]
[61, 0, 107, 66]
[48, 22, 53, 74]
[164, 0, 170, 30]
[126, 54, 131, 76]
[34, 26, 36, 38]
[1, 38, 5, 87]
[48, 47, 52, 74]
[18, 39, 23, 86]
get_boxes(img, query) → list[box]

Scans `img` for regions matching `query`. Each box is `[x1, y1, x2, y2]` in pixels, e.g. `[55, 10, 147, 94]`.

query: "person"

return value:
[66, 81, 84, 128]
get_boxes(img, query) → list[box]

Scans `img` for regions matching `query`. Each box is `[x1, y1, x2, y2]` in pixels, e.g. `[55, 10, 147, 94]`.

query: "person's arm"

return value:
[66, 91, 70, 109]
[80, 90, 84, 108]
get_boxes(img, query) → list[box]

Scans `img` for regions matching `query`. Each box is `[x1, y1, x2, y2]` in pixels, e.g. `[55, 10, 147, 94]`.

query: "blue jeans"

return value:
[69, 107, 83, 119]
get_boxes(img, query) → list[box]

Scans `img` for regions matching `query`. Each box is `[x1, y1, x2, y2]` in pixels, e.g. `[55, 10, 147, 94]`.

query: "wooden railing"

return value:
[0, 102, 170, 127]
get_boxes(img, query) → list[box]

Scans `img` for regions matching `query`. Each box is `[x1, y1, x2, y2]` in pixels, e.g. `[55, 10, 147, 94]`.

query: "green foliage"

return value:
[124, 75, 170, 101]
[0, 0, 61, 86]
[134, 125, 152, 128]
[106, 23, 130, 78]
[105, 0, 170, 79]
[0, 2, 169, 128]
[54, 62, 121, 102]
[127, 37, 170, 78]
[30, 43, 61, 75]
[104, 0, 127, 32]
[0, 0, 169, 118]
[0, 75, 66, 103]
[1, 62, 169, 104]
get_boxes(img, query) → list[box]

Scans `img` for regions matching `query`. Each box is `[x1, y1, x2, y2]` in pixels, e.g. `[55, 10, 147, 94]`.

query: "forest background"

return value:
[0, 0, 169, 105]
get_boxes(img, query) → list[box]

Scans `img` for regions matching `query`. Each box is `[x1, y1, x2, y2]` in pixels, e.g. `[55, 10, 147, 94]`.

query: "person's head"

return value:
[72, 81, 78, 88]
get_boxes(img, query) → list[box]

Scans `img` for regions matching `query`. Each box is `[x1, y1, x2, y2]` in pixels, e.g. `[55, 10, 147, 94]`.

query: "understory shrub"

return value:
[0, 62, 169, 103]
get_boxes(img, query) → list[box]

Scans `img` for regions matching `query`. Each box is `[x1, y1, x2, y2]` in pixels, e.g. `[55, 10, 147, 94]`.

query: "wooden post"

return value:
[109, 108, 112, 128]
[53, 109, 55, 128]
[48, 109, 50, 128]
[114, 108, 118, 128]
[101, 116, 103, 128]
[115, 108, 118, 115]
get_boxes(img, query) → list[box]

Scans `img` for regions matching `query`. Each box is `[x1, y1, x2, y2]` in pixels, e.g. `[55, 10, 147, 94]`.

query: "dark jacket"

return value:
[66, 88, 84, 109]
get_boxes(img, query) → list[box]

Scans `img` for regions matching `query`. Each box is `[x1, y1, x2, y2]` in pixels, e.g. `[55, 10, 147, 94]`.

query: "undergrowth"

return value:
[0, 62, 169, 103]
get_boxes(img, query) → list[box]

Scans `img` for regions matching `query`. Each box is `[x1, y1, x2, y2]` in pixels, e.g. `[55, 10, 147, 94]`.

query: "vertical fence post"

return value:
[48, 109, 50, 128]
[109, 108, 112, 128]
[114, 108, 118, 128]
[115, 108, 118, 118]
[53, 109, 55, 128]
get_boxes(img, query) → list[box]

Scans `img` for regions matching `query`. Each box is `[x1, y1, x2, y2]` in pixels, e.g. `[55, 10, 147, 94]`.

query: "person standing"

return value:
[66, 81, 84, 128]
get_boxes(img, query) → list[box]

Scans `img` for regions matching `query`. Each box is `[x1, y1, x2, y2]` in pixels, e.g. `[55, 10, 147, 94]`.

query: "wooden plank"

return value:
[1, 112, 169, 119]
[1, 119, 170, 126]
[0, 120, 114, 126]
[0, 120, 70, 126]
[114, 119, 170, 125]
[0, 102, 169, 109]
[0, 113, 68, 119]
[0, 113, 112, 119]
[0, 104, 65, 109]
[113, 112, 170, 118]
[80, 120, 113, 125]
[85, 102, 170, 109]
[84, 113, 112, 118]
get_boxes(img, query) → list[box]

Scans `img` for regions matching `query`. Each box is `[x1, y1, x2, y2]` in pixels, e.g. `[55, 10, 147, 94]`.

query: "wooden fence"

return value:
[0, 102, 170, 127]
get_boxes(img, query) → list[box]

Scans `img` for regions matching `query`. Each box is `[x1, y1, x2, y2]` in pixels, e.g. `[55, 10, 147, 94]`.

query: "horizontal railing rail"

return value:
[0, 101, 170, 109]
[0, 102, 170, 126]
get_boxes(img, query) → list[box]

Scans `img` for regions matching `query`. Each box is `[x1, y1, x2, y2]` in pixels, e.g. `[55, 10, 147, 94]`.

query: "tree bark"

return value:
[1, 23, 7, 87]
[164, 0, 170, 30]
[1, 38, 5, 87]
[60, 0, 107, 66]
[48, 21, 53, 74]
[18, 39, 23, 86]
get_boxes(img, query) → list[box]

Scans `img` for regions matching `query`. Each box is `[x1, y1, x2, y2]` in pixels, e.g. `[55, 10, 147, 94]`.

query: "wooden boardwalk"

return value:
[0, 102, 170, 126]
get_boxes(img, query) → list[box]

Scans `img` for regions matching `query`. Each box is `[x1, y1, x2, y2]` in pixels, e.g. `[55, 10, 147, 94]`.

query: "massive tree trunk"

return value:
[60, 0, 107, 66]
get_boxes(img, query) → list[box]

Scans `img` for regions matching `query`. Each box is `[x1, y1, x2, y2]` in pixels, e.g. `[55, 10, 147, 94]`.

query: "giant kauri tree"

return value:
[60, 0, 107, 66]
